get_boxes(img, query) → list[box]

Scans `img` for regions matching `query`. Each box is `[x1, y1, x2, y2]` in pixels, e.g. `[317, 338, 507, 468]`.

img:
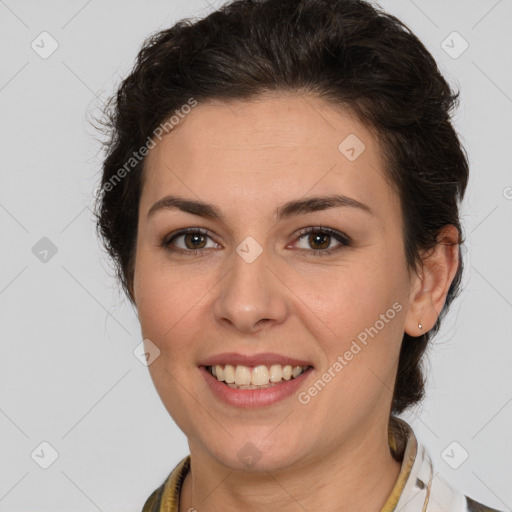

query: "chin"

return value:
[200, 430, 309, 473]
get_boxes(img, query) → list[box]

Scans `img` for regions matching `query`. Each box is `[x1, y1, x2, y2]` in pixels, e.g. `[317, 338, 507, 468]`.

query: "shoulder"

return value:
[141, 481, 165, 512]
[426, 463, 504, 512]
[465, 495, 505, 512]
[389, 418, 503, 512]
[140, 456, 191, 512]
[428, 470, 504, 512]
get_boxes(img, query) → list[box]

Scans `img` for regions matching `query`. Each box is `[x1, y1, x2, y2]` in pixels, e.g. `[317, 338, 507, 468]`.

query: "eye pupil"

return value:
[309, 231, 330, 250]
[185, 233, 207, 249]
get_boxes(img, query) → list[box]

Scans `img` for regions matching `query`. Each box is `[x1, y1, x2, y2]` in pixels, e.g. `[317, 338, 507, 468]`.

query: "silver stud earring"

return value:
[418, 323, 422, 330]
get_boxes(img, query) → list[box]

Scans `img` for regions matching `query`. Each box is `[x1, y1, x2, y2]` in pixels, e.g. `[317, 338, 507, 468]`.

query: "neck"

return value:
[179, 418, 402, 512]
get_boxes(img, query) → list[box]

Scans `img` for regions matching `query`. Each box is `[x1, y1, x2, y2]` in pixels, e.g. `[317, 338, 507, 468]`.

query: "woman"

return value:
[94, 0, 502, 510]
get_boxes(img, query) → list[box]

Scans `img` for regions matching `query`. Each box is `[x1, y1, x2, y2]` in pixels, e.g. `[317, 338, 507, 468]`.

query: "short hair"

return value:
[94, 0, 469, 415]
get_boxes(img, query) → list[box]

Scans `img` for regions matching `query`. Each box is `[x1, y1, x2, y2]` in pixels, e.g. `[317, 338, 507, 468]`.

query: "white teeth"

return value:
[224, 364, 235, 383]
[235, 365, 251, 386]
[292, 366, 302, 378]
[251, 365, 270, 385]
[209, 363, 309, 388]
[215, 365, 224, 381]
[269, 364, 282, 382]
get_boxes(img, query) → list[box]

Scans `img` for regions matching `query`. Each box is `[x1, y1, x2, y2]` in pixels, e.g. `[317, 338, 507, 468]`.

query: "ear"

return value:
[404, 225, 460, 337]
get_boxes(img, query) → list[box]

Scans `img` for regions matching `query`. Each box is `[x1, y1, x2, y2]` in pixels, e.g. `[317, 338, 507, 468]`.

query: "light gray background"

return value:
[1, 0, 511, 510]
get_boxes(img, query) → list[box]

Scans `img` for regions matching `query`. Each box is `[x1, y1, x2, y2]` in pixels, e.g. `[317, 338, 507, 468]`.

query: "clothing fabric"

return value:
[141, 416, 502, 512]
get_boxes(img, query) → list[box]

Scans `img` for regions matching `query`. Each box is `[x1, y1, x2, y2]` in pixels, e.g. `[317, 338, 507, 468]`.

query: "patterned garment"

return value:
[142, 416, 503, 512]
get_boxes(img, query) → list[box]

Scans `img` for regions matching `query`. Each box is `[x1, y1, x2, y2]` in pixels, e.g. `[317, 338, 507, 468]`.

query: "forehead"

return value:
[141, 93, 397, 223]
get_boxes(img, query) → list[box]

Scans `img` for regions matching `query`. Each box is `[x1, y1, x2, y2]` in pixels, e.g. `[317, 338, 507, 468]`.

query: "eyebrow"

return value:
[146, 194, 374, 222]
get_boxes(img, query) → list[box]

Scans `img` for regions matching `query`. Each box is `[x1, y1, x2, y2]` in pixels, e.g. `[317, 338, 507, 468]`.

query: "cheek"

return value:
[291, 260, 405, 374]
[290, 261, 387, 335]
[134, 253, 209, 358]
[299, 268, 405, 411]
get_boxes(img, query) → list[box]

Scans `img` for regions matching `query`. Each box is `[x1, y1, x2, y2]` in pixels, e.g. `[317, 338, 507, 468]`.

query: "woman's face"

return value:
[133, 93, 420, 471]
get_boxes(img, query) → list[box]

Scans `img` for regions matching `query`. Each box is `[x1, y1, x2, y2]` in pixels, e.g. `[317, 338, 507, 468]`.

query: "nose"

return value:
[212, 244, 289, 334]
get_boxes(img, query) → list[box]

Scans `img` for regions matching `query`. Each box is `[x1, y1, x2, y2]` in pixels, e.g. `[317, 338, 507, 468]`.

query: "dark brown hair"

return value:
[94, 0, 469, 415]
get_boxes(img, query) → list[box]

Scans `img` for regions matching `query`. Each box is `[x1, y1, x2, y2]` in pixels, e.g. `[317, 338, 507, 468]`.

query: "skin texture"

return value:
[132, 93, 459, 512]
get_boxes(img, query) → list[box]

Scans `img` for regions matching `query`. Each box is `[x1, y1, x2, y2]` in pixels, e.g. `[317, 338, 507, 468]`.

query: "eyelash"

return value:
[161, 226, 352, 257]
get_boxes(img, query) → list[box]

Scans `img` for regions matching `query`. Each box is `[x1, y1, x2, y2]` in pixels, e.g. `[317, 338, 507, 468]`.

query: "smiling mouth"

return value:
[206, 364, 312, 390]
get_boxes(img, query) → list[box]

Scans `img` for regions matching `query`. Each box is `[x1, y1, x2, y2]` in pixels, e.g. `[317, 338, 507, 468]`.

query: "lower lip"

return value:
[200, 366, 313, 408]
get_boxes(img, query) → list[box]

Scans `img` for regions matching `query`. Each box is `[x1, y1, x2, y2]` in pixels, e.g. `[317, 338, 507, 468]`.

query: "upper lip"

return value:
[200, 352, 313, 368]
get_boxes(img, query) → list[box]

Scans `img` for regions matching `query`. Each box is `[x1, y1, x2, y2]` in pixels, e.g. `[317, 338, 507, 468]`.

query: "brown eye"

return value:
[294, 227, 351, 256]
[163, 228, 218, 253]
[307, 231, 331, 250]
[183, 232, 207, 250]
